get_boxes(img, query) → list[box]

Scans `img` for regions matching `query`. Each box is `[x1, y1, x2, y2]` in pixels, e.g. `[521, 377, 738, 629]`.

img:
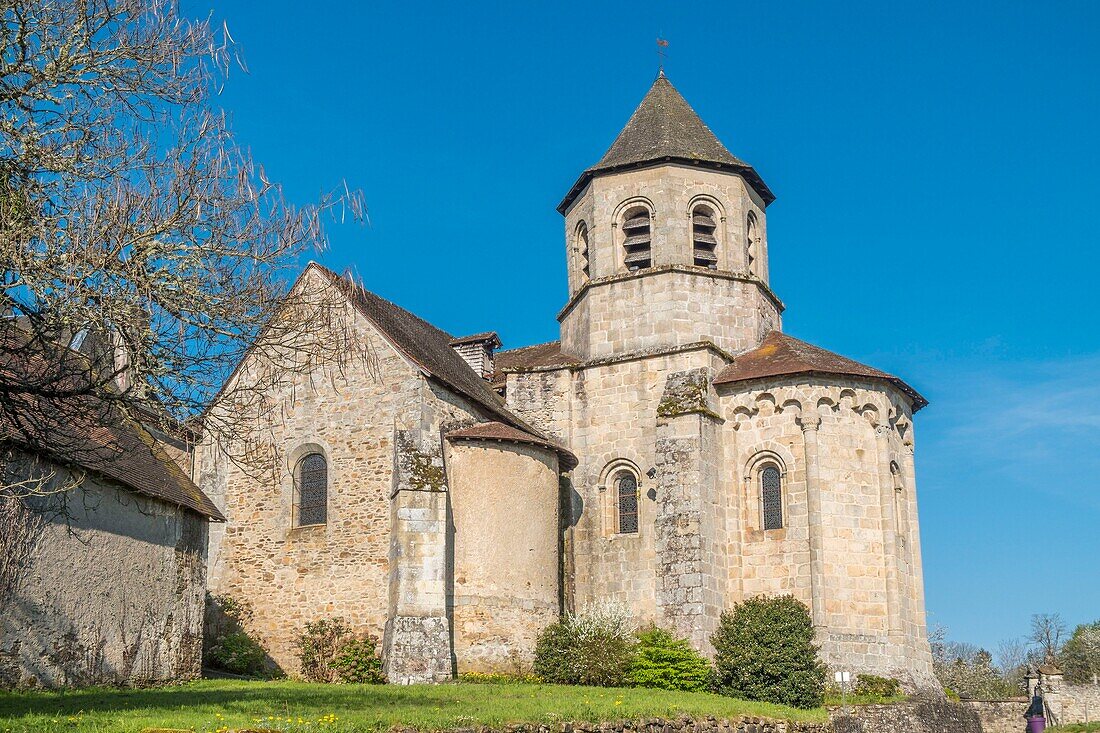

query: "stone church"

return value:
[199, 73, 937, 689]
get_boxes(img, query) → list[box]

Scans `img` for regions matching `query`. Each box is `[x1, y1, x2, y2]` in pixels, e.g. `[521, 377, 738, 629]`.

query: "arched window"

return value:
[746, 211, 759, 276]
[575, 221, 591, 283]
[760, 463, 783, 530]
[616, 471, 639, 534]
[692, 204, 718, 269]
[621, 206, 652, 271]
[296, 452, 328, 526]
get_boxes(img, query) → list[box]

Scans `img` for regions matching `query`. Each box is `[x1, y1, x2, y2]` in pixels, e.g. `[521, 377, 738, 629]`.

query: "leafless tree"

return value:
[0, 0, 369, 500]
[1029, 613, 1068, 664]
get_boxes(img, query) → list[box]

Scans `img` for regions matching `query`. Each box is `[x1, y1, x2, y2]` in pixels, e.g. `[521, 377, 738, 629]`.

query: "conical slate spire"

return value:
[558, 74, 774, 212]
[592, 73, 747, 172]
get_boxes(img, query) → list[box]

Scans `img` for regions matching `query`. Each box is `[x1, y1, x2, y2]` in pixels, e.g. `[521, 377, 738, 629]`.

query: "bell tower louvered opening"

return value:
[622, 206, 652, 271]
[692, 205, 718, 269]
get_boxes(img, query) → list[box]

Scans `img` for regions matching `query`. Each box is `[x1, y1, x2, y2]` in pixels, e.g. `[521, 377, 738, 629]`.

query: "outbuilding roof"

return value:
[559, 73, 774, 212]
[0, 326, 224, 520]
[713, 331, 927, 411]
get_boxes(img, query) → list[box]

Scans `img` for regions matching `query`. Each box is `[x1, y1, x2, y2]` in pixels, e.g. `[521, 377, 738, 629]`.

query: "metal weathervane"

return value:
[657, 37, 669, 73]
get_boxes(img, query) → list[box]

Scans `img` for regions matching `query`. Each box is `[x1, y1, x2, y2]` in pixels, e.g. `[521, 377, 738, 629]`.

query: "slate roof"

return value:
[559, 73, 774, 213]
[445, 421, 578, 470]
[490, 340, 579, 388]
[713, 331, 927, 411]
[310, 265, 574, 443]
[0, 326, 224, 520]
[449, 331, 502, 348]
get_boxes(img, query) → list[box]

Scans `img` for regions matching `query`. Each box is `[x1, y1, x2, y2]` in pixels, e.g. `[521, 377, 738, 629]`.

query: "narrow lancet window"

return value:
[296, 452, 328, 526]
[746, 211, 759, 276]
[616, 472, 639, 534]
[622, 207, 652, 271]
[761, 464, 783, 530]
[692, 205, 718, 268]
[575, 222, 591, 282]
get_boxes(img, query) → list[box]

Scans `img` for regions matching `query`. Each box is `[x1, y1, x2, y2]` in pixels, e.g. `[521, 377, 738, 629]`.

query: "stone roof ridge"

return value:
[713, 331, 928, 411]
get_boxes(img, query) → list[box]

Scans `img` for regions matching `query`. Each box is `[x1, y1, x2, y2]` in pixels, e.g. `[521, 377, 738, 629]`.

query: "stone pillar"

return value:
[382, 430, 453, 684]
[899, 439, 927, 644]
[798, 413, 826, 628]
[654, 368, 724, 651]
[874, 423, 903, 636]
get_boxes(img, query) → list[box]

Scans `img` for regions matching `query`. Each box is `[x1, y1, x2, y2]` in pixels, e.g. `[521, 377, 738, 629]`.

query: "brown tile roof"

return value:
[0, 327, 224, 520]
[559, 74, 774, 213]
[445, 421, 578, 470]
[713, 331, 927, 411]
[491, 340, 578, 387]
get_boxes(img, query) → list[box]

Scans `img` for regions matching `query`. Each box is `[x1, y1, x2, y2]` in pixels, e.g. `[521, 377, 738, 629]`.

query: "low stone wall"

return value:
[393, 717, 830, 733]
[1047, 680, 1100, 726]
[830, 698, 1028, 733]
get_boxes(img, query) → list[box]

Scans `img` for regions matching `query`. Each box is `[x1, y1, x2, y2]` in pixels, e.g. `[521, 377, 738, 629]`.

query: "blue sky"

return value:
[201, 0, 1100, 652]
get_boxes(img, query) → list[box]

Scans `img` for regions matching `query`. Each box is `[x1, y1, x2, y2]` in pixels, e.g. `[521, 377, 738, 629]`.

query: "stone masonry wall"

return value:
[831, 699, 1027, 733]
[198, 293, 422, 673]
[1033, 671, 1100, 726]
[506, 347, 730, 625]
[719, 376, 936, 690]
[446, 440, 561, 674]
[199, 269, 488, 680]
[0, 467, 206, 688]
[559, 165, 780, 361]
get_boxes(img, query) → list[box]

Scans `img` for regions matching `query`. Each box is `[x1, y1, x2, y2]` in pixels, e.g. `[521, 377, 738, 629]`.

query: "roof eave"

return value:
[714, 369, 928, 413]
[557, 157, 775, 214]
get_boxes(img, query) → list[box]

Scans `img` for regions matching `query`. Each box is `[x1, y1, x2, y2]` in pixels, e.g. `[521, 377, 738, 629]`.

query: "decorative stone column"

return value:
[798, 413, 826, 628]
[654, 368, 724, 652]
[873, 423, 903, 636]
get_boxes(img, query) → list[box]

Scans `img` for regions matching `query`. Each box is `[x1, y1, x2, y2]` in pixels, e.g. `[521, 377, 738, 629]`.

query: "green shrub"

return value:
[533, 620, 576, 684]
[203, 593, 274, 678]
[710, 595, 827, 709]
[852, 674, 902, 699]
[294, 618, 385, 684]
[627, 627, 712, 692]
[207, 631, 268, 676]
[533, 602, 636, 687]
[332, 634, 385, 684]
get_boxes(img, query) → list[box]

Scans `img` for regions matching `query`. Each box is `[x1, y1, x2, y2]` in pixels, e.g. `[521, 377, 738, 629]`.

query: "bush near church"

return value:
[534, 604, 711, 691]
[203, 593, 274, 678]
[627, 626, 712, 692]
[534, 602, 637, 687]
[711, 595, 827, 709]
[293, 618, 385, 684]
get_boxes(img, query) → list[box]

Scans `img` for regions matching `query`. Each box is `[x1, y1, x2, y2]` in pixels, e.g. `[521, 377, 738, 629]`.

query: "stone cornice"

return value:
[556, 265, 786, 323]
[503, 340, 736, 378]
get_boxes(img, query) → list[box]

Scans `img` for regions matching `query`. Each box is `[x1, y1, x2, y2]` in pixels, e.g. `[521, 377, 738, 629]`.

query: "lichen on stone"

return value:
[657, 368, 718, 419]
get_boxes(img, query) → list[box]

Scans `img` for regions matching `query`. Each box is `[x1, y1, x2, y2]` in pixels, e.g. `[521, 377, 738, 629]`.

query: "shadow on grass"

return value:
[0, 681, 453, 718]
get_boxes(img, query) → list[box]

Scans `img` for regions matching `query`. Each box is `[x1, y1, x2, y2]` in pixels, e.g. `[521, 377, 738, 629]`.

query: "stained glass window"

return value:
[761, 464, 783, 530]
[297, 453, 328, 526]
[617, 473, 639, 534]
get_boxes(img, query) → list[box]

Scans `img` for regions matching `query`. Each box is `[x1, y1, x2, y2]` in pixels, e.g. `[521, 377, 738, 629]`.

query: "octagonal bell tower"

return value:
[557, 73, 784, 361]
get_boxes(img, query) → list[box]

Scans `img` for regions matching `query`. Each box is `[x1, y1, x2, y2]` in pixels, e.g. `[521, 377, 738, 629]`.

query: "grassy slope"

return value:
[1050, 725, 1100, 733]
[0, 680, 827, 733]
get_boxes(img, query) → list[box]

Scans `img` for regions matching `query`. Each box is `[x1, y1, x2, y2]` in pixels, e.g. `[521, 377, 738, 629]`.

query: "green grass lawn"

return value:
[1050, 725, 1100, 733]
[0, 679, 827, 733]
